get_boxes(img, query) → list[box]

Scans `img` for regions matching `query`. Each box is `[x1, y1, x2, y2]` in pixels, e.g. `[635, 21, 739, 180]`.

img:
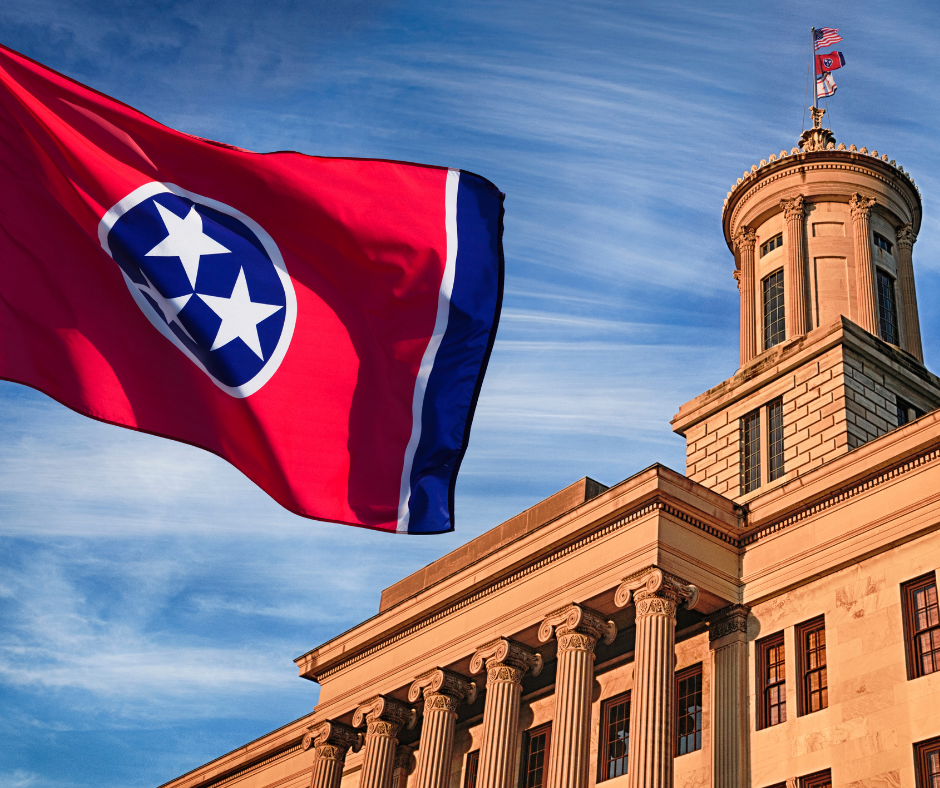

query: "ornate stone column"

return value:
[734, 226, 758, 365]
[302, 721, 363, 788]
[354, 696, 417, 788]
[850, 193, 879, 336]
[538, 604, 617, 788]
[896, 224, 923, 361]
[470, 639, 543, 788]
[615, 567, 699, 788]
[708, 604, 751, 788]
[409, 669, 476, 788]
[782, 196, 808, 337]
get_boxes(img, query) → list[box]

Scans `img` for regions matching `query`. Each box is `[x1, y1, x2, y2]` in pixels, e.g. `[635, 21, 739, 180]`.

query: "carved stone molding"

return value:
[470, 638, 543, 685]
[849, 192, 876, 220]
[408, 668, 476, 706]
[897, 223, 917, 250]
[707, 604, 750, 642]
[614, 566, 699, 619]
[781, 194, 805, 221]
[732, 268, 741, 292]
[353, 696, 417, 737]
[302, 721, 363, 758]
[732, 225, 757, 251]
[538, 603, 617, 649]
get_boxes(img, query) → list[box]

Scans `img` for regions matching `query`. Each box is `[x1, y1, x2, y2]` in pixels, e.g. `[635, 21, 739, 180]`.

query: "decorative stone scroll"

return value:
[470, 640, 542, 788]
[538, 603, 617, 650]
[354, 696, 417, 788]
[614, 566, 699, 617]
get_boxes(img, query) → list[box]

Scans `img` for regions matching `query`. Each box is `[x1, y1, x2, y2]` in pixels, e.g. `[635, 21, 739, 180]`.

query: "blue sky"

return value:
[2, 1, 940, 786]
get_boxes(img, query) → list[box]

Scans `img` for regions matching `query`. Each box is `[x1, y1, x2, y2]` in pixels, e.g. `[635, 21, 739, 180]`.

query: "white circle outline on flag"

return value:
[98, 181, 297, 398]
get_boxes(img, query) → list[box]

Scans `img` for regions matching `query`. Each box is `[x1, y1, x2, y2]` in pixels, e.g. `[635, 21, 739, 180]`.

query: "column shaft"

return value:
[354, 697, 415, 788]
[470, 640, 542, 788]
[410, 669, 475, 788]
[538, 605, 616, 788]
[897, 225, 923, 360]
[850, 194, 879, 335]
[303, 722, 362, 788]
[708, 605, 750, 788]
[736, 227, 758, 364]
[783, 197, 808, 337]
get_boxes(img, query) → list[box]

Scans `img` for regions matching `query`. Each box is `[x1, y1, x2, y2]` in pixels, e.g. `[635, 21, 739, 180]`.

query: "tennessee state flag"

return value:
[0, 45, 503, 534]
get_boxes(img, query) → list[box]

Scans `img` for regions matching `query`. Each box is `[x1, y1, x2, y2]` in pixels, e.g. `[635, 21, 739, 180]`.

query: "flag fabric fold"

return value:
[813, 27, 842, 50]
[816, 71, 837, 99]
[815, 51, 845, 73]
[0, 44, 504, 534]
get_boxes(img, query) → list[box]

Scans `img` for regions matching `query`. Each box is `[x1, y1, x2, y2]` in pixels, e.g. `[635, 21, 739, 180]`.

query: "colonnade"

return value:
[303, 566, 750, 788]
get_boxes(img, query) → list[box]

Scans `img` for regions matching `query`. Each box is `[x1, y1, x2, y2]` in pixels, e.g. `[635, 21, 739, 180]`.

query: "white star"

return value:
[146, 202, 230, 288]
[199, 267, 283, 358]
[136, 271, 195, 343]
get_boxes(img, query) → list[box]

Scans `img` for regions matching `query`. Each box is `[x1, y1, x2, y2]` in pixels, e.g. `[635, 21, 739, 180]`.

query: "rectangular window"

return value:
[874, 232, 893, 254]
[915, 735, 940, 788]
[675, 664, 703, 756]
[763, 269, 786, 349]
[463, 751, 479, 788]
[767, 397, 785, 482]
[522, 724, 552, 788]
[903, 573, 940, 679]
[757, 632, 786, 729]
[761, 233, 784, 257]
[898, 397, 913, 427]
[877, 269, 900, 345]
[800, 770, 832, 788]
[796, 616, 828, 715]
[598, 692, 630, 781]
[741, 409, 761, 494]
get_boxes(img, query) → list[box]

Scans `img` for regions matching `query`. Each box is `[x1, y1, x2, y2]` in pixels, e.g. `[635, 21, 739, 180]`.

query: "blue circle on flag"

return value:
[100, 184, 295, 395]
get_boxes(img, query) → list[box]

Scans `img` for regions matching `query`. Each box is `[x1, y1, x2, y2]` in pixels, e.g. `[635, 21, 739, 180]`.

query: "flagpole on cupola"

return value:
[811, 27, 818, 110]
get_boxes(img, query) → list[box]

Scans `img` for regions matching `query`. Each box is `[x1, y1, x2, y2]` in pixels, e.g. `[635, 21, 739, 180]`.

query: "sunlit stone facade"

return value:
[162, 117, 940, 788]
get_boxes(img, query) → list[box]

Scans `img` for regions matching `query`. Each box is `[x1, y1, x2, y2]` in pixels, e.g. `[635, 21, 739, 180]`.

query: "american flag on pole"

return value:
[814, 28, 842, 50]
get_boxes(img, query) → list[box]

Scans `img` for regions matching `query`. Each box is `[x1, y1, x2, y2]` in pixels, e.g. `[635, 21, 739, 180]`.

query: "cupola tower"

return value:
[673, 110, 940, 501]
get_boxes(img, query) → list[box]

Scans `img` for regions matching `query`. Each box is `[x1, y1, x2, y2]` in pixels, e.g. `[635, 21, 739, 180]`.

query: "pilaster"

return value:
[708, 604, 751, 788]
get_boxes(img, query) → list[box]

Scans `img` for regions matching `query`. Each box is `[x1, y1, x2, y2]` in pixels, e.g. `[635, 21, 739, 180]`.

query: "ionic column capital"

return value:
[408, 668, 476, 711]
[614, 566, 699, 618]
[354, 696, 417, 737]
[538, 603, 616, 654]
[849, 192, 876, 219]
[781, 195, 805, 220]
[302, 720, 363, 760]
[898, 223, 917, 251]
[733, 225, 757, 251]
[470, 638, 543, 685]
[707, 603, 750, 645]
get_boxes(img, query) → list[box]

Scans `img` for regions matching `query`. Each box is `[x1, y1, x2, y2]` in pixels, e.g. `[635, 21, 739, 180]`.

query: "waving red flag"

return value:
[0, 45, 503, 534]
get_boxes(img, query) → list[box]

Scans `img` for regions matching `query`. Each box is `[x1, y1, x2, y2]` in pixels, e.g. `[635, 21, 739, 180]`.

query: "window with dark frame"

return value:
[741, 409, 761, 494]
[598, 692, 631, 781]
[761, 233, 784, 257]
[796, 616, 828, 716]
[874, 232, 893, 254]
[463, 751, 479, 788]
[768, 397, 785, 482]
[763, 269, 786, 349]
[915, 735, 940, 788]
[800, 769, 832, 788]
[521, 724, 552, 788]
[903, 572, 940, 680]
[675, 664, 703, 756]
[896, 397, 924, 428]
[877, 268, 900, 345]
[757, 632, 786, 729]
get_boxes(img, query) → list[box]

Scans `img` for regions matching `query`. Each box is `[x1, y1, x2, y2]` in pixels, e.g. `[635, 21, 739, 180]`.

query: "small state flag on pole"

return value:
[813, 27, 842, 50]
[0, 44, 504, 534]
[815, 51, 846, 73]
[817, 71, 838, 99]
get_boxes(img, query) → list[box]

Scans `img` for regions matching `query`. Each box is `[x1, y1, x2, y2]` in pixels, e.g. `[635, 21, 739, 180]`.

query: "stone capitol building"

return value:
[162, 114, 940, 788]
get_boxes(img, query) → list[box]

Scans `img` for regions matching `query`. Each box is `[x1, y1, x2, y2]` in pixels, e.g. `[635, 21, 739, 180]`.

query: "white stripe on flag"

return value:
[396, 168, 460, 533]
